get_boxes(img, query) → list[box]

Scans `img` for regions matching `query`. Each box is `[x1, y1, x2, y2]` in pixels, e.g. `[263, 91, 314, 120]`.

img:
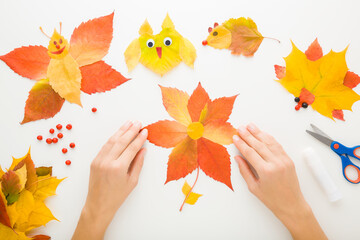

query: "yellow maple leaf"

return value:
[182, 181, 202, 205]
[277, 41, 360, 119]
[33, 175, 64, 201]
[0, 223, 31, 240]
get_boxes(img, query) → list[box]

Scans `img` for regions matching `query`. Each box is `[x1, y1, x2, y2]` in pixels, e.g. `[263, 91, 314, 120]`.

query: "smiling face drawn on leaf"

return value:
[124, 14, 196, 76]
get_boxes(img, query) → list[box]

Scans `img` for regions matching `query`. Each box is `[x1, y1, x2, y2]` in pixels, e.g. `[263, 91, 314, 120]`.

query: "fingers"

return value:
[128, 148, 147, 182]
[235, 156, 257, 192]
[233, 134, 264, 171]
[117, 129, 148, 168]
[237, 126, 274, 161]
[108, 121, 143, 160]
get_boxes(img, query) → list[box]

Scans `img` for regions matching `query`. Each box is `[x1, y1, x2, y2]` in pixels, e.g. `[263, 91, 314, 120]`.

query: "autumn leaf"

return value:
[145, 83, 237, 210]
[1, 171, 21, 205]
[181, 181, 202, 205]
[22, 79, 65, 124]
[33, 175, 64, 201]
[0, 189, 11, 228]
[12, 149, 38, 193]
[0, 45, 50, 80]
[70, 12, 114, 67]
[31, 235, 51, 240]
[80, 60, 129, 94]
[203, 17, 278, 56]
[35, 167, 52, 177]
[275, 39, 360, 120]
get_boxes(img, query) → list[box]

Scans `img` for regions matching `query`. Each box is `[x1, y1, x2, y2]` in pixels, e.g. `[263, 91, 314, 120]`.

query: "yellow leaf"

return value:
[47, 54, 82, 106]
[124, 39, 141, 72]
[161, 13, 175, 29]
[179, 38, 196, 68]
[15, 190, 34, 228]
[15, 165, 27, 192]
[33, 175, 64, 201]
[182, 181, 202, 205]
[0, 223, 31, 240]
[20, 200, 57, 232]
[0, 166, 4, 179]
[139, 19, 153, 35]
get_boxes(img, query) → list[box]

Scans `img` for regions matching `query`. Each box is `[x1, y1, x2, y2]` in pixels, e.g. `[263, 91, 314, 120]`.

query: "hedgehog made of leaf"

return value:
[202, 17, 279, 56]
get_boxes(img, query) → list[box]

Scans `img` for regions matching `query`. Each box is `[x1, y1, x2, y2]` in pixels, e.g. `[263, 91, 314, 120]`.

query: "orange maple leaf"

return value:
[0, 12, 129, 124]
[145, 83, 237, 210]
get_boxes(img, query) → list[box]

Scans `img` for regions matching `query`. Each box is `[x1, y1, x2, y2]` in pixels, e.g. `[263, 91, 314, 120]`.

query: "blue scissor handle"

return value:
[331, 141, 360, 161]
[339, 155, 360, 184]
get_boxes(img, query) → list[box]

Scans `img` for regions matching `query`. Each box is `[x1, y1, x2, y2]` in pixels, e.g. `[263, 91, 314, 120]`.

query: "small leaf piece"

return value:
[12, 149, 38, 193]
[15, 165, 27, 192]
[31, 235, 51, 240]
[0, 189, 11, 228]
[182, 181, 202, 205]
[21, 79, 64, 124]
[305, 38, 323, 61]
[332, 110, 345, 121]
[35, 167, 52, 177]
[1, 171, 21, 205]
[70, 12, 114, 67]
[0, 46, 50, 80]
[274, 65, 286, 79]
[344, 71, 360, 89]
[80, 60, 129, 94]
[187, 83, 210, 122]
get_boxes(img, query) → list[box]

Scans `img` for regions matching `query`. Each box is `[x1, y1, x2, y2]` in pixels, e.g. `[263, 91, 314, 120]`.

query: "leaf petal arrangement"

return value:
[275, 38, 360, 120]
[0, 12, 129, 124]
[145, 83, 237, 210]
[0, 149, 63, 239]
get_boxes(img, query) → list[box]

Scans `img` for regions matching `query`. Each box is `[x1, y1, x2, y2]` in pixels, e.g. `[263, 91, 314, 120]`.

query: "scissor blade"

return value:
[310, 124, 333, 140]
[306, 130, 333, 147]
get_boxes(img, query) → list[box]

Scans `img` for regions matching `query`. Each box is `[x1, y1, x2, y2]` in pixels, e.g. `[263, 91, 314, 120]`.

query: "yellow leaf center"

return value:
[187, 122, 204, 140]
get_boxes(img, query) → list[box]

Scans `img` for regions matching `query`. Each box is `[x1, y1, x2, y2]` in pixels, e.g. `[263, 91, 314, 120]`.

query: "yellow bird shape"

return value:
[124, 14, 196, 76]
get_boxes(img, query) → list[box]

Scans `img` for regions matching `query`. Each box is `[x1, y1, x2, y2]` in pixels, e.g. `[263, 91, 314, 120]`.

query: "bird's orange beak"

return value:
[156, 47, 162, 58]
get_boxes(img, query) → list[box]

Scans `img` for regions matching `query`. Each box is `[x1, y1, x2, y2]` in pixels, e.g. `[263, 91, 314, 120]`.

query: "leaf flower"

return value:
[275, 38, 360, 120]
[145, 83, 238, 210]
[0, 12, 129, 124]
[0, 148, 63, 239]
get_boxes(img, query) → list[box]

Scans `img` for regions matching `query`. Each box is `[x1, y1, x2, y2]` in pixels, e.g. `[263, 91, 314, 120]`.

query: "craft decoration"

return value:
[275, 39, 360, 120]
[0, 12, 129, 124]
[0, 148, 63, 239]
[124, 14, 196, 76]
[145, 83, 237, 211]
[202, 17, 279, 56]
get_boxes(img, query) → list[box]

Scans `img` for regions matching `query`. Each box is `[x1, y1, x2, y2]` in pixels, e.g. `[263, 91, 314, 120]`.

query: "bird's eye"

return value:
[164, 37, 172, 46]
[213, 31, 218, 36]
[146, 39, 155, 48]
[53, 41, 57, 45]
[59, 39, 63, 44]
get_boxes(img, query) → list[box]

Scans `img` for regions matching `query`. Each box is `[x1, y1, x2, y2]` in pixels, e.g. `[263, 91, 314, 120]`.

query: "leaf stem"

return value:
[179, 167, 200, 212]
[264, 36, 281, 43]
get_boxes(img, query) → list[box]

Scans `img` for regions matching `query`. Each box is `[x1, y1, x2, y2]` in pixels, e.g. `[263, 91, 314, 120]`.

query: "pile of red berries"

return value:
[36, 123, 76, 166]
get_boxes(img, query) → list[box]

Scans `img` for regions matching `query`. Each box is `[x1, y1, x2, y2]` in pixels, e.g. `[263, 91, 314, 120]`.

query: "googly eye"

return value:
[212, 31, 218, 36]
[164, 37, 172, 46]
[146, 39, 155, 48]
[59, 39, 63, 44]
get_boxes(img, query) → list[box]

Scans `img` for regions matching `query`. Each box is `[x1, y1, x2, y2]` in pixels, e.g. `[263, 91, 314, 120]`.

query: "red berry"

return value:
[49, 128, 55, 134]
[69, 142, 75, 148]
[92, 107, 97, 113]
[202, 40, 208, 46]
[52, 138, 58, 143]
[56, 124, 62, 130]
[66, 124, 72, 130]
[37, 135, 43, 141]
[65, 160, 71, 165]
[57, 133, 63, 138]
[62, 148, 68, 154]
[46, 138, 52, 144]
[295, 104, 301, 111]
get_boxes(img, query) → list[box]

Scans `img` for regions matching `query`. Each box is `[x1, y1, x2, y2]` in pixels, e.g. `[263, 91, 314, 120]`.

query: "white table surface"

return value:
[1, 0, 360, 239]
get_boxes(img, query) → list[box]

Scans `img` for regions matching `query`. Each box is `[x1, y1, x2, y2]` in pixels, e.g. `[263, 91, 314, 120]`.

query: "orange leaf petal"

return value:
[343, 71, 360, 89]
[332, 109, 345, 121]
[145, 120, 188, 148]
[274, 65, 286, 79]
[22, 79, 64, 124]
[203, 120, 237, 145]
[0, 45, 50, 80]
[197, 138, 232, 190]
[204, 95, 237, 124]
[80, 60, 129, 94]
[166, 137, 198, 183]
[305, 38, 323, 61]
[0, 190, 11, 228]
[187, 83, 210, 122]
[70, 12, 114, 67]
[159, 85, 192, 126]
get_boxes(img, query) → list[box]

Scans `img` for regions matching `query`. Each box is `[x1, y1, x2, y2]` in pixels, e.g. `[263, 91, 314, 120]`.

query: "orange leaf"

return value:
[203, 95, 237, 124]
[31, 235, 50, 240]
[0, 46, 50, 80]
[203, 120, 237, 145]
[22, 79, 64, 124]
[332, 110, 344, 121]
[305, 38, 323, 61]
[1, 171, 21, 205]
[145, 120, 188, 148]
[159, 85, 192, 126]
[80, 60, 129, 94]
[274, 65, 286, 79]
[70, 12, 114, 67]
[166, 137, 198, 183]
[344, 71, 360, 89]
[197, 138, 233, 190]
[12, 150, 38, 193]
[0, 190, 11, 228]
[187, 83, 210, 122]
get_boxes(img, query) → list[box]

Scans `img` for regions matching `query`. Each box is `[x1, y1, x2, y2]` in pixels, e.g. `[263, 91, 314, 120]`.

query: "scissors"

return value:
[306, 124, 360, 184]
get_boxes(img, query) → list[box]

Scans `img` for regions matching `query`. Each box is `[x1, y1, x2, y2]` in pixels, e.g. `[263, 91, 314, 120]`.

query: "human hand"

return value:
[233, 123, 327, 240]
[73, 120, 147, 240]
